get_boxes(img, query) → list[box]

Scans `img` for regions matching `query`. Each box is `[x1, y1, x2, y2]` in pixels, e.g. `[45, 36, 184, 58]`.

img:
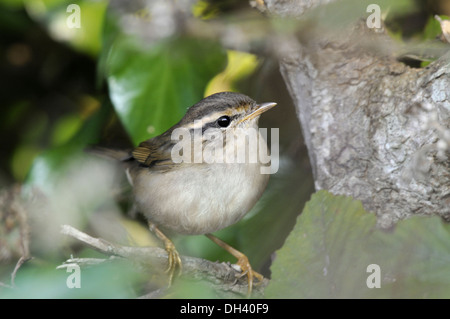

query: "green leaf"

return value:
[423, 15, 450, 40]
[266, 190, 450, 298]
[103, 13, 227, 145]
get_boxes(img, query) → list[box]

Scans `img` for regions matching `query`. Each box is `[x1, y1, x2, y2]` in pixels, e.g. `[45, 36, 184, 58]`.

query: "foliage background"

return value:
[0, 0, 449, 298]
[0, 0, 314, 298]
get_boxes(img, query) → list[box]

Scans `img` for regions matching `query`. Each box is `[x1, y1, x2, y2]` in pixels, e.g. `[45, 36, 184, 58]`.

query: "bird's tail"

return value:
[85, 146, 132, 162]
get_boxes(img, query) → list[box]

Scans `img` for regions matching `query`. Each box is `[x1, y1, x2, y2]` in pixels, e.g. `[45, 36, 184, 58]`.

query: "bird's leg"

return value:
[205, 233, 264, 296]
[148, 221, 182, 285]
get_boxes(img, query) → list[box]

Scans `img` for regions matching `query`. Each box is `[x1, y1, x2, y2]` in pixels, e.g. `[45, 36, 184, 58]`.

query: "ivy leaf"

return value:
[266, 190, 450, 298]
[102, 12, 227, 145]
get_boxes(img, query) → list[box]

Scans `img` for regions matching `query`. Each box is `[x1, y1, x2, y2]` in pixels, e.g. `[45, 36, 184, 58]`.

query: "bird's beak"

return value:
[239, 102, 277, 123]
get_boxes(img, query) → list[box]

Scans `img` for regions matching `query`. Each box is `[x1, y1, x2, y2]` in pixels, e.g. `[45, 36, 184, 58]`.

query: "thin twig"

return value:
[59, 224, 268, 297]
[10, 256, 32, 287]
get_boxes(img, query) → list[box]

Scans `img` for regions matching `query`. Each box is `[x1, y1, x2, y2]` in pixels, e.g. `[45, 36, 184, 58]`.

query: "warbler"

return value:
[99, 92, 277, 295]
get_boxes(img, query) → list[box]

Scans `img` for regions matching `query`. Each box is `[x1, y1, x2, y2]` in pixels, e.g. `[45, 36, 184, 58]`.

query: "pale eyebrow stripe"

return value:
[182, 105, 249, 130]
[183, 112, 232, 130]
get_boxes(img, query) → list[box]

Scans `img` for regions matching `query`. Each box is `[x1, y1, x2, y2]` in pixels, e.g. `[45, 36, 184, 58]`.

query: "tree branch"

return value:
[264, 0, 450, 227]
[59, 224, 269, 298]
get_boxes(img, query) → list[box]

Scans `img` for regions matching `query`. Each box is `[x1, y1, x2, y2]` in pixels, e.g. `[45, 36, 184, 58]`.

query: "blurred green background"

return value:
[0, 0, 314, 298]
[0, 0, 449, 298]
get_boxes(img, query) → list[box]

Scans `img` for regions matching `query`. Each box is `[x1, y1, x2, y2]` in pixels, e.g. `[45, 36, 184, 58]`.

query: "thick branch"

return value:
[59, 225, 268, 298]
[265, 0, 450, 227]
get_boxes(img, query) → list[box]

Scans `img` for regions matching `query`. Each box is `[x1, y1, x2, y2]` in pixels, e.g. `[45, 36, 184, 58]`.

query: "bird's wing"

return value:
[132, 136, 176, 171]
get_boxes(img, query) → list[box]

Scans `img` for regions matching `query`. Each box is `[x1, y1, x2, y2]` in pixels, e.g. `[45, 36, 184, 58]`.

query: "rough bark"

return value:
[263, 0, 450, 227]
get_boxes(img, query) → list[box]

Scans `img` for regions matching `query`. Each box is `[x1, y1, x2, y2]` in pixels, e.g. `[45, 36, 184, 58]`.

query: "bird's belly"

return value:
[133, 163, 269, 235]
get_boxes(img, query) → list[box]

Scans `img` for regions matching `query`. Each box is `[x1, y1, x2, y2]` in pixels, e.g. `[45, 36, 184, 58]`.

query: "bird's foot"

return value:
[148, 222, 182, 286]
[235, 253, 264, 296]
[205, 233, 264, 297]
[163, 238, 182, 285]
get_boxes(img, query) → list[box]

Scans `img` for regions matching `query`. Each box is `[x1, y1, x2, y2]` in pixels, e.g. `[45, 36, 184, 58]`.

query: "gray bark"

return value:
[263, 0, 450, 227]
[58, 225, 268, 298]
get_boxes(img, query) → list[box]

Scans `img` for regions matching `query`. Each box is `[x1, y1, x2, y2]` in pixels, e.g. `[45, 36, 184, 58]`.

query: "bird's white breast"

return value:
[130, 130, 270, 235]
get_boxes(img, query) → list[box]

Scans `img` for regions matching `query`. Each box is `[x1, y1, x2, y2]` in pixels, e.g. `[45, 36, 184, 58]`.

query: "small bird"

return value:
[101, 92, 276, 295]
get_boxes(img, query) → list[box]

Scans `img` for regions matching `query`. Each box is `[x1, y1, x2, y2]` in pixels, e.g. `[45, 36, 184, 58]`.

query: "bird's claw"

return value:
[236, 255, 264, 297]
[164, 240, 182, 285]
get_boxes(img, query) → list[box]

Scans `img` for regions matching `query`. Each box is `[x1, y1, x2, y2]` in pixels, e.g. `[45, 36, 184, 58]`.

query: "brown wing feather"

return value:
[132, 145, 153, 166]
[131, 135, 177, 171]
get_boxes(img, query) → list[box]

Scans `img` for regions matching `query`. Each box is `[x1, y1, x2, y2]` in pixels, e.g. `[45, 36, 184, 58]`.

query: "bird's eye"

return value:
[217, 116, 231, 128]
